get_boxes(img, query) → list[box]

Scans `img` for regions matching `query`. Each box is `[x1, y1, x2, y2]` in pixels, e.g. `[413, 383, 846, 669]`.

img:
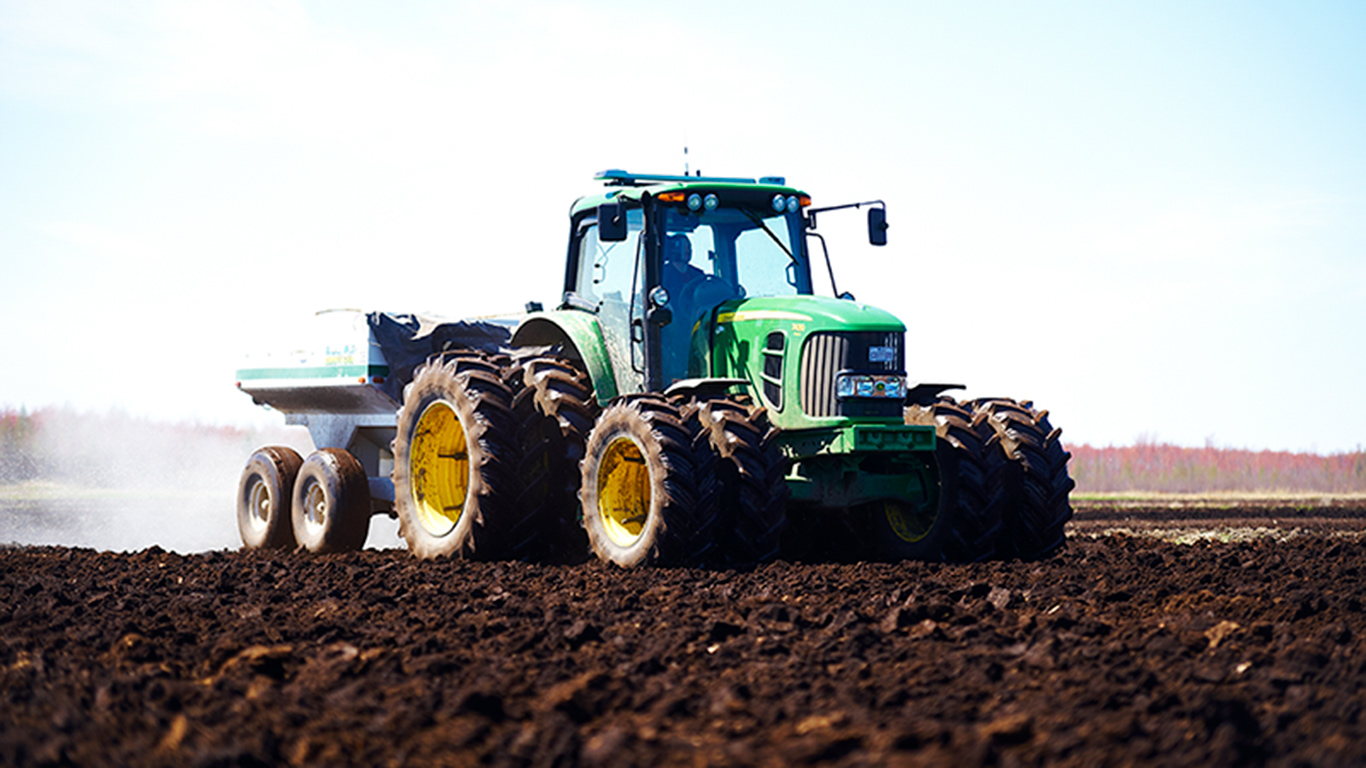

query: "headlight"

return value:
[834, 373, 906, 399]
[687, 193, 703, 211]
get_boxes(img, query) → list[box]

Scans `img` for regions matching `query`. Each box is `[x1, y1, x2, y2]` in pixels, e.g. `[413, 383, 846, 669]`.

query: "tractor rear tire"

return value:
[905, 398, 1007, 562]
[236, 446, 302, 550]
[968, 398, 1075, 560]
[291, 448, 371, 553]
[680, 396, 788, 565]
[503, 355, 598, 562]
[392, 354, 518, 560]
[580, 395, 702, 568]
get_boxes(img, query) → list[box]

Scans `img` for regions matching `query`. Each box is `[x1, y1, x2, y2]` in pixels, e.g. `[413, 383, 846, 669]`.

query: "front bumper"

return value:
[775, 423, 936, 461]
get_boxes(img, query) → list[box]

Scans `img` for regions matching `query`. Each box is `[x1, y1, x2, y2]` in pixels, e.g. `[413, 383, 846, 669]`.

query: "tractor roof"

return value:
[569, 170, 806, 217]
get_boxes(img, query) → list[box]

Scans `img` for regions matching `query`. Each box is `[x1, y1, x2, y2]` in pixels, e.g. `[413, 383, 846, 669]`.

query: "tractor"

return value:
[235, 170, 1074, 566]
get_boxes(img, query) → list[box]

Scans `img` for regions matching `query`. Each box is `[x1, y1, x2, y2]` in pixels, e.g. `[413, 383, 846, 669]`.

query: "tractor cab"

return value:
[563, 171, 828, 390]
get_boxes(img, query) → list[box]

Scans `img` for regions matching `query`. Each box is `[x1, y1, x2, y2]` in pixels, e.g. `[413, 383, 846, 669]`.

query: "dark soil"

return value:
[3, 503, 1366, 767]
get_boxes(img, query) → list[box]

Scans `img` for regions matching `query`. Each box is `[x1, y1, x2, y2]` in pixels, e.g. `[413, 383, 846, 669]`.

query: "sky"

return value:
[1, 0, 1363, 454]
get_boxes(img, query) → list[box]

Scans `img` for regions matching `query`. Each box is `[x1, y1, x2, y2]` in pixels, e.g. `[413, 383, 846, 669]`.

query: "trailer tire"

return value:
[580, 395, 702, 568]
[291, 448, 371, 553]
[237, 446, 302, 550]
[968, 398, 1075, 560]
[905, 398, 1007, 562]
[681, 396, 788, 565]
[504, 355, 598, 562]
[392, 354, 518, 560]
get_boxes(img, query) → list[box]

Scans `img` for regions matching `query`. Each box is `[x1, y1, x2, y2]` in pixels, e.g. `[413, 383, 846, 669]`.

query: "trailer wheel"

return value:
[504, 355, 598, 562]
[290, 448, 371, 553]
[237, 446, 302, 550]
[905, 398, 1007, 562]
[580, 395, 701, 568]
[680, 396, 788, 565]
[968, 398, 1075, 559]
[392, 354, 517, 559]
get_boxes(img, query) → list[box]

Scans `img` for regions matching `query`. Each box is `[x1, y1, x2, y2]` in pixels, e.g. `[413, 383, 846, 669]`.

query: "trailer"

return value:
[234, 309, 514, 552]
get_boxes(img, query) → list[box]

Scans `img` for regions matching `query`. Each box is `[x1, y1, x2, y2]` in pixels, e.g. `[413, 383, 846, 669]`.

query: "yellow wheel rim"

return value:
[596, 436, 650, 548]
[410, 401, 469, 537]
[884, 499, 934, 543]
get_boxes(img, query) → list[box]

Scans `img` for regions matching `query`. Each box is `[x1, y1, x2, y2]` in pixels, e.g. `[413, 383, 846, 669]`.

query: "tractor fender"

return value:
[511, 310, 619, 403]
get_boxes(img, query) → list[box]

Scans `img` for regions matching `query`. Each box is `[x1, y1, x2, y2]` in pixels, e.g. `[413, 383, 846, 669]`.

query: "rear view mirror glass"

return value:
[598, 202, 627, 242]
[868, 207, 888, 246]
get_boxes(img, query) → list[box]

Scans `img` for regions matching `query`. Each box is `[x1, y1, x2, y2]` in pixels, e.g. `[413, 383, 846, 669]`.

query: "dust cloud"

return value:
[0, 408, 403, 553]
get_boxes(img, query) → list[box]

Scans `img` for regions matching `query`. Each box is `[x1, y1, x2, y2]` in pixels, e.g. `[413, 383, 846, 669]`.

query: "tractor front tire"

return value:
[906, 398, 1007, 562]
[236, 446, 302, 550]
[392, 354, 518, 560]
[969, 398, 1075, 559]
[291, 448, 371, 553]
[580, 396, 701, 568]
[866, 454, 953, 562]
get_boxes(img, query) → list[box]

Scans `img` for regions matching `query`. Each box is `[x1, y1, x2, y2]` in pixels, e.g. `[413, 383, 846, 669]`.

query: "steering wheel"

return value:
[683, 275, 736, 320]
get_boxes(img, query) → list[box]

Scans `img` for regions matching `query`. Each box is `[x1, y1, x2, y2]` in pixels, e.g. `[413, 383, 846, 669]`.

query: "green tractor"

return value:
[388, 170, 1074, 566]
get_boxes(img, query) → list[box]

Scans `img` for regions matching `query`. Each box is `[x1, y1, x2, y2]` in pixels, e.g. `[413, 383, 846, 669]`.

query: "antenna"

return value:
[683, 143, 689, 177]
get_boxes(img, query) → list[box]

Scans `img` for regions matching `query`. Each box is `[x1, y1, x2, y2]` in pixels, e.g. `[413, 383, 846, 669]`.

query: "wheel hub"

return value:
[247, 477, 271, 531]
[410, 401, 469, 537]
[884, 499, 935, 543]
[302, 480, 328, 535]
[597, 436, 650, 548]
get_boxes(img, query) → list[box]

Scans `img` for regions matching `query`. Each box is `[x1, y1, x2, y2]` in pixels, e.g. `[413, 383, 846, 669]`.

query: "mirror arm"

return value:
[805, 199, 886, 230]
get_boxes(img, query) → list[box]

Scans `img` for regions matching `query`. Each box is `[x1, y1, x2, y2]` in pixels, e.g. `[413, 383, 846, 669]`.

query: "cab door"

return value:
[570, 209, 647, 395]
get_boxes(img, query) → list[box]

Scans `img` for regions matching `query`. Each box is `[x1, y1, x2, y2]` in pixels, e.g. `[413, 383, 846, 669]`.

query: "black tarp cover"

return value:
[367, 313, 513, 402]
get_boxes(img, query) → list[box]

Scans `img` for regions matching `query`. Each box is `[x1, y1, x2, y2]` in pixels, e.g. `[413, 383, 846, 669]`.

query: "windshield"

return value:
[662, 207, 811, 298]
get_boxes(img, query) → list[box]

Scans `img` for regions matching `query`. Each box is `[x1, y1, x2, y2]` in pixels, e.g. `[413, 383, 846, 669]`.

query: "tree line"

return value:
[1066, 440, 1366, 494]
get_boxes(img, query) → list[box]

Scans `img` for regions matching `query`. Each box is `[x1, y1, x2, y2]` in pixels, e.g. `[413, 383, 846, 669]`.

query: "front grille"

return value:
[799, 331, 904, 418]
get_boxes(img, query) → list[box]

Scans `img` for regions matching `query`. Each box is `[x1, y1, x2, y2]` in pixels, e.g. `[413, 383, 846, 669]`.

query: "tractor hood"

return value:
[701, 294, 909, 432]
[713, 295, 905, 334]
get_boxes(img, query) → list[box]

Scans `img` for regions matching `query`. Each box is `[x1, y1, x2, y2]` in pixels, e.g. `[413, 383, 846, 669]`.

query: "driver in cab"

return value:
[662, 234, 705, 307]
[660, 234, 707, 382]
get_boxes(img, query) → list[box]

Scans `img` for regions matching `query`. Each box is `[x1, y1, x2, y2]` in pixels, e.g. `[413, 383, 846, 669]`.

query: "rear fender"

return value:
[512, 311, 619, 403]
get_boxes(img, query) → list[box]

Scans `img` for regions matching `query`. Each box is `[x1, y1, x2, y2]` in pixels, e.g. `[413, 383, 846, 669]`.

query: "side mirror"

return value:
[868, 207, 888, 246]
[598, 202, 627, 242]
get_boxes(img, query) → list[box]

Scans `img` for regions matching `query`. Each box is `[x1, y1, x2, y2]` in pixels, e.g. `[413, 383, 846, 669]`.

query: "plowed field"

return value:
[3, 500, 1365, 767]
